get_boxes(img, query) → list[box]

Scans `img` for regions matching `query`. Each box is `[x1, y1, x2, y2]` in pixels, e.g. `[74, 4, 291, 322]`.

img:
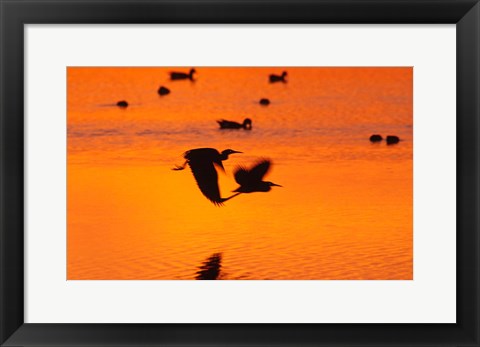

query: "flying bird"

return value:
[170, 68, 196, 81]
[269, 71, 287, 83]
[229, 159, 282, 200]
[172, 148, 242, 205]
[217, 118, 252, 130]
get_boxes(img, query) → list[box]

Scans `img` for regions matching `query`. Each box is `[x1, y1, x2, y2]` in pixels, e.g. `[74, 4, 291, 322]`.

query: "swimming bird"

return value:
[217, 118, 252, 130]
[158, 86, 170, 96]
[170, 68, 196, 81]
[259, 98, 270, 106]
[172, 148, 242, 205]
[370, 134, 383, 142]
[229, 159, 281, 200]
[386, 135, 400, 145]
[116, 100, 128, 108]
[269, 71, 287, 83]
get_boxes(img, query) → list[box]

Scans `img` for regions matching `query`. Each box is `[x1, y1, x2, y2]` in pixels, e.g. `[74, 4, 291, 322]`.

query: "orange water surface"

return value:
[67, 67, 413, 280]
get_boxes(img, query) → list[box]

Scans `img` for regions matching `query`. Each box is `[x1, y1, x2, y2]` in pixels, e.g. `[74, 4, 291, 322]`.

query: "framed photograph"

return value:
[1, 0, 479, 346]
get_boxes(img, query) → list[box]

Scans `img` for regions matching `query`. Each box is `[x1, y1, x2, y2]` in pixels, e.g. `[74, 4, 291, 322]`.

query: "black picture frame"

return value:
[1, 0, 479, 346]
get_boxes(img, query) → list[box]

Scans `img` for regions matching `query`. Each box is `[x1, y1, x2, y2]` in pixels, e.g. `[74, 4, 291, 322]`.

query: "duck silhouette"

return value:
[116, 100, 128, 108]
[172, 148, 242, 205]
[259, 98, 270, 106]
[217, 118, 252, 130]
[269, 71, 287, 83]
[158, 86, 170, 96]
[229, 159, 282, 200]
[170, 68, 196, 81]
[386, 135, 400, 145]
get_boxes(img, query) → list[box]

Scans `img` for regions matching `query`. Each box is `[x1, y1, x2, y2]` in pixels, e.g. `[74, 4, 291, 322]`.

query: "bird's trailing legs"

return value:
[222, 184, 282, 203]
[221, 192, 242, 203]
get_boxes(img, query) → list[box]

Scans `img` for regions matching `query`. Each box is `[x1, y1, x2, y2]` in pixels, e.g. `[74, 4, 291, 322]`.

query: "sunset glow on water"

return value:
[67, 67, 412, 280]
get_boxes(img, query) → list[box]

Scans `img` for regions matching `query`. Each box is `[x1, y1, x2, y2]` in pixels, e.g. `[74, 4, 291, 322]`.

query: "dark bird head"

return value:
[243, 118, 252, 130]
[221, 149, 242, 160]
[189, 68, 197, 78]
[282, 71, 288, 78]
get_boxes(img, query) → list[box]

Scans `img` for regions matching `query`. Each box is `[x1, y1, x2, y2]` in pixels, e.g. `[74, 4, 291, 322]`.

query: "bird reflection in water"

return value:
[172, 148, 242, 205]
[195, 253, 223, 280]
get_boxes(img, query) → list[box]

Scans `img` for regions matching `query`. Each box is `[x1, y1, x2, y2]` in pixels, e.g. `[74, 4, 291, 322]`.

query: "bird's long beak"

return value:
[272, 183, 283, 187]
[231, 150, 243, 154]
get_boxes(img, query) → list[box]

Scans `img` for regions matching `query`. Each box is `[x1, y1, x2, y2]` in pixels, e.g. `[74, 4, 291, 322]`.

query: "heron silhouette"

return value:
[170, 68, 196, 81]
[172, 148, 242, 205]
[217, 118, 252, 130]
[229, 159, 282, 200]
[269, 71, 287, 83]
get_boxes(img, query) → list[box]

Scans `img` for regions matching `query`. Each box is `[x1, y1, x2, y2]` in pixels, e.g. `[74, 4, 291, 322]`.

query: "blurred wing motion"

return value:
[232, 159, 281, 195]
[234, 159, 271, 186]
[233, 167, 249, 185]
[248, 160, 271, 181]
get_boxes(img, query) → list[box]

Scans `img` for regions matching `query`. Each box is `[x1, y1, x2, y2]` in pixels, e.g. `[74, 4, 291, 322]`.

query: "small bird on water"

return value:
[369, 134, 383, 142]
[229, 159, 282, 200]
[217, 118, 252, 130]
[259, 98, 270, 106]
[269, 71, 287, 83]
[170, 68, 196, 81]
[386, 135, 400, 145]
[158, 86, 170, 96]
[172, 148, 242, 205]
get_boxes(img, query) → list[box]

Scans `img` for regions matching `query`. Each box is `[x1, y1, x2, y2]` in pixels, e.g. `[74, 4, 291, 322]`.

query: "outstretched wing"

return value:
[249, 159, 271, 181]
[188, 161, 224, 206]
[234, 166, 249, 185]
